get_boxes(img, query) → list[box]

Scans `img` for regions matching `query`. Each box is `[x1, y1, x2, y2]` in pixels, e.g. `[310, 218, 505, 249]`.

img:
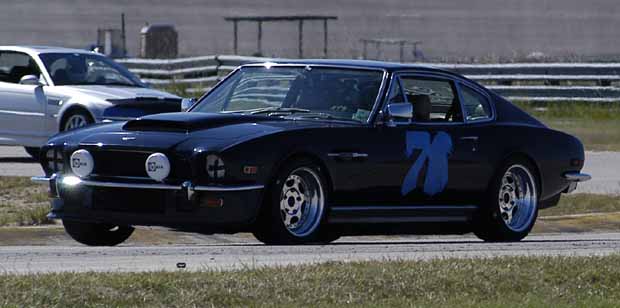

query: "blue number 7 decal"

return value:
[401, 131, 453, 196]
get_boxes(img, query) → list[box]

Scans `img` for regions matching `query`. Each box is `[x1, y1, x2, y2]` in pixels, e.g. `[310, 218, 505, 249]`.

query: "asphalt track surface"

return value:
[1, 146, 618, 195]
[0, 232, 619, 274]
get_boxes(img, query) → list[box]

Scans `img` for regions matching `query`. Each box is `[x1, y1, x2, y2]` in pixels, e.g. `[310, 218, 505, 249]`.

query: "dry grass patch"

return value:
[0, 176, 51, 226]
[540, 193, 620, 217]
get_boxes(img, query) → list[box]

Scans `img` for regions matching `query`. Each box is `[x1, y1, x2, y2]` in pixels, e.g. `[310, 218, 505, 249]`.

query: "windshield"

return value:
[191, 66, 384, 123]
[39, 53, 144, 87]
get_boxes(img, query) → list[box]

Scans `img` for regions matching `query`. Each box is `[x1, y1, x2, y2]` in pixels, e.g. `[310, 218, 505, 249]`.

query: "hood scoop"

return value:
[123, 112, 276, 133]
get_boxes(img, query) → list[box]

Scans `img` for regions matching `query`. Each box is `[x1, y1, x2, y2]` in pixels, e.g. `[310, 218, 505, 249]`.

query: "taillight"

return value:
[570, 158, 583, 168]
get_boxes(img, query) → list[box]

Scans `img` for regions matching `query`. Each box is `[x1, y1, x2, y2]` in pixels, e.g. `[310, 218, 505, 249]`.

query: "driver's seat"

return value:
[407, 94, 431, 122]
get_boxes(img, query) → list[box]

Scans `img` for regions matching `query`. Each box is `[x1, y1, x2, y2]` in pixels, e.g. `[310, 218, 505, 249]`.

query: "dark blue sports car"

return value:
[33, 60, 590, 245]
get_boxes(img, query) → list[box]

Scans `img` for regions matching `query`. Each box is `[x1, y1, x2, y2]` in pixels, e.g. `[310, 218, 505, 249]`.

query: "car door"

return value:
[0, 51, 47, 146]
[329, 72, 493, 207]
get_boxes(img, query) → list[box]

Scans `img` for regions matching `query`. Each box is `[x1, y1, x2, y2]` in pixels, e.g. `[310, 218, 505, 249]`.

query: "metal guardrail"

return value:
[117, 56, 620, 102]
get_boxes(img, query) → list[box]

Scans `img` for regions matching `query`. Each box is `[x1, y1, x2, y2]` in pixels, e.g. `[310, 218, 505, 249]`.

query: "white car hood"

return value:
[50, 85, 180, 102]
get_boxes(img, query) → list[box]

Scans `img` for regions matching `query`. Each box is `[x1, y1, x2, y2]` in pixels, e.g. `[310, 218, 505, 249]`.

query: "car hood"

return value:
[50, 112, 337, 153]
[51, 85, 180, 102]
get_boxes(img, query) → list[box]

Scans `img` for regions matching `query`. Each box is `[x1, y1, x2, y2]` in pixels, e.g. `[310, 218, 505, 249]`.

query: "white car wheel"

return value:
[62, 112, 93, 131]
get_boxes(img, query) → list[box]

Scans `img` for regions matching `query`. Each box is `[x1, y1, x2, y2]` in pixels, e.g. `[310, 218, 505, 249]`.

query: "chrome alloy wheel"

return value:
[498, 164, 538, 232]
[279, 167, 325, 238]
[64, 114, 89, 131]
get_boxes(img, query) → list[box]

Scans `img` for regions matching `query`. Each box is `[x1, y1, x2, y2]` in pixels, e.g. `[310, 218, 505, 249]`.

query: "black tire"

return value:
[63, 220, 134, 246]
[252, 159, 336, 245]
[60, 109, 94, 132]
[24, 147, 40, 160]
[473, 158, 539, 242]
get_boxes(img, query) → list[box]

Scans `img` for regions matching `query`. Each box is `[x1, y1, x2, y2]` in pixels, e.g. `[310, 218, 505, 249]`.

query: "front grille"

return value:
[92, 187, 166, 213]
[91, 150, 151, 178]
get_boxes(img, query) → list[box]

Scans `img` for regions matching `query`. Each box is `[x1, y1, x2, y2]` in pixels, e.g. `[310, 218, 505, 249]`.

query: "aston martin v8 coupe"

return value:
[33, 60, 590, 246]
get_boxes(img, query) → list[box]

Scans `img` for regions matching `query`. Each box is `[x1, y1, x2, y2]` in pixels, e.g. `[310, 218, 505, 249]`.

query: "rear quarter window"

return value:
[461, 85, 492, 121]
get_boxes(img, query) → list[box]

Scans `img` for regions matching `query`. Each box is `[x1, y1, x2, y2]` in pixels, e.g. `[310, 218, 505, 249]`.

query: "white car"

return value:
[0, 46, 182, 158]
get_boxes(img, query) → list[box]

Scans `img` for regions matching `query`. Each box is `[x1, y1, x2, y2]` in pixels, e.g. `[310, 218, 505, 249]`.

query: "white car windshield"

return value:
[39, 53, 143, 87]
[191, 66, 384, 123]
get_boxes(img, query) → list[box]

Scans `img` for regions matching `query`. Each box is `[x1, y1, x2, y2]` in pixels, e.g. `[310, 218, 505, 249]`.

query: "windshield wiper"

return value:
[103, 82, 141, 87]
[290, 112, 358, 122]
[249, 107, 311, 115]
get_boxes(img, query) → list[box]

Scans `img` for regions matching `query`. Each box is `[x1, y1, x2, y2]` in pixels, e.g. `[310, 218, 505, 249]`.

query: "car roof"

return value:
[244, 58, 458, 75]
[0, 45, 95, 55]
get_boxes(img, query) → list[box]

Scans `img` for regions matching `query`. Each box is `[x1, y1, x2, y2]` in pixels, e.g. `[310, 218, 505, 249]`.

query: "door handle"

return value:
[460, 136, 479, 142]
[459, 136, 479, 152]
[328, 152, 369, 160]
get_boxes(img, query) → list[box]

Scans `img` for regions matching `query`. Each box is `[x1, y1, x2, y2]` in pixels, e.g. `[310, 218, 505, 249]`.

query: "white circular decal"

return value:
[145, 153, 171, 182]
[206, 155, 225, 179]
[70, 149, 94, 178]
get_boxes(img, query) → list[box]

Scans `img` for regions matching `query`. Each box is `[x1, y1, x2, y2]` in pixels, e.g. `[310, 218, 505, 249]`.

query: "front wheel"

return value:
[61, 109, 94, 132]
[474, 159, 539, 242]
[253, 159, 336, 245]
[63, 220, 134, 246]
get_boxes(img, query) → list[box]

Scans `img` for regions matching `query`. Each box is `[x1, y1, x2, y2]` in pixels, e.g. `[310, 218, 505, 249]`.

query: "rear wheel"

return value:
[474, 159, 539, 242]
[63, 220, 134, 246]
[253, 159, 337, 244]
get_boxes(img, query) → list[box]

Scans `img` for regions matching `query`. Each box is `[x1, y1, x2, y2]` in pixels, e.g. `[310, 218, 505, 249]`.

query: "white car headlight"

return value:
[145, 153, 171, 182]
[70, 149, 94, 178]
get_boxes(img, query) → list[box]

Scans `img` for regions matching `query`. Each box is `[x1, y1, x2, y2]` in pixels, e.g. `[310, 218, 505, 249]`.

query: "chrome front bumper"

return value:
[31, 174, 264, 200]
[562, 171, 592, 193]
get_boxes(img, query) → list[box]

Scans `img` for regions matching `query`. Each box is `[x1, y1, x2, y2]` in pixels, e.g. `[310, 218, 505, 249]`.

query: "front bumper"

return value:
[32, 174, 265, 228]
[562, 171, 591, 193]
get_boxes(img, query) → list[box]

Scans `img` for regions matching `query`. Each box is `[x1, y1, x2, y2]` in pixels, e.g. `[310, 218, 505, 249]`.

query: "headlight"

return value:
[45, 149, 64, 173]
[145, 153, 170, 182]
[70, 149, 94, 178]
[206, 154, 225, 179]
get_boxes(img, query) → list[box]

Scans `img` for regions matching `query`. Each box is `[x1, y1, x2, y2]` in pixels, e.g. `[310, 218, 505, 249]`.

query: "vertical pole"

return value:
[362, 40, 367, 59]
[257, 21, 262, 55]
[399, 41, 405, 62]
[298, 20, 304, 58]
[121, 13, 126, 57]
[233, 20, 238, 55]
[323, 19, 328, 58]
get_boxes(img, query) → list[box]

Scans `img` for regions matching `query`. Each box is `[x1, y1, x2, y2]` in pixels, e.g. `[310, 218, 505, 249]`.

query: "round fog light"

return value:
[145, 153, 170, 182]
[70, 149, 94, 178]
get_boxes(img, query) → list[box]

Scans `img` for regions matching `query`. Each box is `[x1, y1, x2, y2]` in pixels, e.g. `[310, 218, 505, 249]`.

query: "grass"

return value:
[514, 101, 620, 151]
[540, 193, 620, 217]
[0, 176, 51, 226]
[1, 255, 620, 307]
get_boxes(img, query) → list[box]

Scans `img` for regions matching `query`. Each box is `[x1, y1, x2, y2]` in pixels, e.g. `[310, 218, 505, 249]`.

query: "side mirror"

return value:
[386, 103, 413, 120]
[181, 98, 196, 112]
[19, 75, 43, 86]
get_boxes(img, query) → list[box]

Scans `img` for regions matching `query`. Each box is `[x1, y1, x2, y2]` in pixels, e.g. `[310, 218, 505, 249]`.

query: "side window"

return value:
[461, 85, 492, 122]
[0, 51, 41, 84]
[399, 76, 462, 123]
